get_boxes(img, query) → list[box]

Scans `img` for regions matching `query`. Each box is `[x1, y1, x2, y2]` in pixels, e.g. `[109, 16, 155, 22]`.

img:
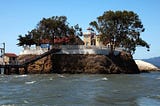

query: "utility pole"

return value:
[2, 42, 5, 55]
[0, 43, 5, 58]
[0, 42, 5, 74]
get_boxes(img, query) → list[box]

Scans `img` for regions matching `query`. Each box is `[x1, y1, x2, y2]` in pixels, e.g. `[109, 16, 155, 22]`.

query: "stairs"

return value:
[20, 48, 61, 66]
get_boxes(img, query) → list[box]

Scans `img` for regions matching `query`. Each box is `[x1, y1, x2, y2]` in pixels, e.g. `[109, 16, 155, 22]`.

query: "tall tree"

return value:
[17, 34, 34, 47]
[17, 35, 25, 47]
[90, 10, 149, 54]
[17, 16, 83, 46]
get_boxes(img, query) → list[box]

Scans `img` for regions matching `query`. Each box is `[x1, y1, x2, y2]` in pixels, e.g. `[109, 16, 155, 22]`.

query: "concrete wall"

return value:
[19, 45, 122, 56]
[58, 45, 121, 55]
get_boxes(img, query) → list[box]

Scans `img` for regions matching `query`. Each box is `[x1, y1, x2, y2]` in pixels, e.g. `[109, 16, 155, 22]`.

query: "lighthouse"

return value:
[83, 27, 101, 46]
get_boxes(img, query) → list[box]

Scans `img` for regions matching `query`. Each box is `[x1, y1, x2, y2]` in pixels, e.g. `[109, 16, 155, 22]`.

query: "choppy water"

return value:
[0, 73, 160, 106]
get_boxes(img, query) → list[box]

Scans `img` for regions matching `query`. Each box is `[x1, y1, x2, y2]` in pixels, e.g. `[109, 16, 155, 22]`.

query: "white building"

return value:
[19, 29, 122, 55]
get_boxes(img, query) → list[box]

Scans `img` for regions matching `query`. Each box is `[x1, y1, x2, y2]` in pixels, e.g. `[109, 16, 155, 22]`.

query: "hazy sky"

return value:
[0, 0, 159, 59]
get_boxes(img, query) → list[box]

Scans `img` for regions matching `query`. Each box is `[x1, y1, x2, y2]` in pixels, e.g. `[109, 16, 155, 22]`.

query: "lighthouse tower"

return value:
[83, 27, 101, 46]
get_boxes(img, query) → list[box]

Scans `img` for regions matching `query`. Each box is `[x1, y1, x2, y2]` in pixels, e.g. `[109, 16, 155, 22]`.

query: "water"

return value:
[0, 73, 160, 106]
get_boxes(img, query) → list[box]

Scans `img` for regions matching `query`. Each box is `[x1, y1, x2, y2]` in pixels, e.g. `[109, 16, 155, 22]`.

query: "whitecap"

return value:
[57, 74, 65, 78]
[101, 77, 108, 81]
[156, 77, 160, 80]
[15, 75, 28, 78]
[25, 81, 36, 84]
[87, 77, 108, 82]
[24, 100, 29, 104]
[49, 78, 53, 80]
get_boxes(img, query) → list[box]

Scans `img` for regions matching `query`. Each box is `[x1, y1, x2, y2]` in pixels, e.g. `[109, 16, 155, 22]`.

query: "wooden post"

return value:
[8, 66, 12, 75]
[24, 65, 28, 74]
[4, 67, 6, 74]
[15, 67, 20, 74]
[5, 67, 10, 75]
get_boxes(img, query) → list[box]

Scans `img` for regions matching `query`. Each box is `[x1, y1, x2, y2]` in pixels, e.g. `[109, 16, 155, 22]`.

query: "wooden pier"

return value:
[0, 64, 24, 74]
[0, 48, 61, 75]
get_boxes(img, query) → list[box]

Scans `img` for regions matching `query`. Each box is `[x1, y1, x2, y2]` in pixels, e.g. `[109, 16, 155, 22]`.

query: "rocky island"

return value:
[1, 12, 152, 75]
[16, 51, 139, 74]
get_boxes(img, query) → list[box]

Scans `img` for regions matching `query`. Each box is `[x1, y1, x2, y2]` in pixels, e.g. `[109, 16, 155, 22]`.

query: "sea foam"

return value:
[25, 81, 36, 84]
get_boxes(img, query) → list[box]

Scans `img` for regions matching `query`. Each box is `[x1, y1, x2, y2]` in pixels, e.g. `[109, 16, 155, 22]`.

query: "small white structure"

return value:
[20, 45, 49, 55]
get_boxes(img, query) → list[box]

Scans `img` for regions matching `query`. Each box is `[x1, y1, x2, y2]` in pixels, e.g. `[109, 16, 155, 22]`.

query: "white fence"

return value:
[58, 45, 122, 55]
[20, 46, 48, 55]
[19, 45, 123, 55]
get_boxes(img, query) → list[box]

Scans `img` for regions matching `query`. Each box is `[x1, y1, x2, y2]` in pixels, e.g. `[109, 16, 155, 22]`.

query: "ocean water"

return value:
[0, 73, 160, 106]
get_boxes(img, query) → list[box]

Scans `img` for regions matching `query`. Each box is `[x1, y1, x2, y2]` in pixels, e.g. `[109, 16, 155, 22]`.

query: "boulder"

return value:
[135, 60, 159, 72]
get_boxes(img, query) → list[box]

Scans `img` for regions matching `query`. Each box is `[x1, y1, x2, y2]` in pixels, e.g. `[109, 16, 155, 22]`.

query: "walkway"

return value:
[0, 48, 61, 74]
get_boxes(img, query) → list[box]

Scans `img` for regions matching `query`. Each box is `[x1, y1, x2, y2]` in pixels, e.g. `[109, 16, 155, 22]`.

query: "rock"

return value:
[17, 52, 140, 74]
[52, 53, 140, 74]
[135, 60, 159, 72]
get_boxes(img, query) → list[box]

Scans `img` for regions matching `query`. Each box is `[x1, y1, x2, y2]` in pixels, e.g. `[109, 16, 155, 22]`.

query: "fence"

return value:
[20, 46, 48, 55]
[20, 45, 123, 55]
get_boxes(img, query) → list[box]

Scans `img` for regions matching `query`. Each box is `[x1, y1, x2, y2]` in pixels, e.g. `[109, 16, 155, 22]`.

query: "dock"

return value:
[0, 48, 61, 75]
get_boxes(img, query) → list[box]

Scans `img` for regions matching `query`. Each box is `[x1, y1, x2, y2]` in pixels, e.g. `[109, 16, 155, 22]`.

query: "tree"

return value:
[17, 16, 83, 46]
[90, 10, 149, 54]
[17, 35, 25, 47]
[17, 34, 34, 47]
[28, 29, 41, 46]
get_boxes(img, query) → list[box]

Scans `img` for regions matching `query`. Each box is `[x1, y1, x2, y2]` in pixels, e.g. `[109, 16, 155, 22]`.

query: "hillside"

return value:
[143, 57, 160, 68]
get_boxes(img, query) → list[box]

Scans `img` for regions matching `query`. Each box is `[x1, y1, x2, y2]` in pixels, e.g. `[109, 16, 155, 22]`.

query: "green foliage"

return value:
[90, 10, 150, 54]
[17, 16, 82, 46]
[17, 34, 34, 46]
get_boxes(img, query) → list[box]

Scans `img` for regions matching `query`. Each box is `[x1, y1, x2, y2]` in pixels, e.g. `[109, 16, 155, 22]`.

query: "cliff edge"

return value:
[17, 52, 140, 74]
[52, 52, 139, 74]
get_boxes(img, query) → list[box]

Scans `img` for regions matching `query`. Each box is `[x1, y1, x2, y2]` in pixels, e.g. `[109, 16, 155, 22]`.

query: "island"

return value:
[0, 11, 154, 74]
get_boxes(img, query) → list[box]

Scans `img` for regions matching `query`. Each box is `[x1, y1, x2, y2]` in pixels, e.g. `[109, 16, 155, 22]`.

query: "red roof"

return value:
[54, 37, 69, 44]
[40, 39, 50, 44]
[40, 36, 70, 44]
[4, 53, 17, 57]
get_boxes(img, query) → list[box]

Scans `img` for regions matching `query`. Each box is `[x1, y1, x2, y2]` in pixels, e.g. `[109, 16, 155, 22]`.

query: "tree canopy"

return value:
[90, 10, 150, 54]
[17, 16, 82, 46]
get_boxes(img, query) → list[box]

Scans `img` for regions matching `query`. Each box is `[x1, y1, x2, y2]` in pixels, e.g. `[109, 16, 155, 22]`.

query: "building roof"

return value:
[40, 36, 70, 44]
[4, 53, 17, 57]
[39, 35, 84, 45]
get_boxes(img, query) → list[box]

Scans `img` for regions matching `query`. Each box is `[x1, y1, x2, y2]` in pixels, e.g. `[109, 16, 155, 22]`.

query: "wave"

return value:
[137, 96, 160, 106]
[87, 77, 108, 82]
[156, 77, 160, 80]
[101, 77, 108, 81]
[25, 81, 36, 84]
[57, 74, 65, 78]
[14, 75, 28, 78]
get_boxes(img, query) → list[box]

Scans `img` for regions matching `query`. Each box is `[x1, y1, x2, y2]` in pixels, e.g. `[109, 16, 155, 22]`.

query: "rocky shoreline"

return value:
[16, 51, 141, 74]
[52, 52, 139, 74]
[14, 51, 160, 74]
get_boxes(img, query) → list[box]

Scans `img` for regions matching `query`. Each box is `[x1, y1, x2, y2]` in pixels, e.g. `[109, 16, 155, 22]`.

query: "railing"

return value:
[20, 45, 124, 55]
[59, 45, 123, 51]
[20, 46, 48, 55]
[60, 45, 109, 50]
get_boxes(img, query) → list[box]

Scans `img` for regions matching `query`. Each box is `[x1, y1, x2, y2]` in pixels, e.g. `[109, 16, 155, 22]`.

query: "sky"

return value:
[0, 0, 160, 59]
